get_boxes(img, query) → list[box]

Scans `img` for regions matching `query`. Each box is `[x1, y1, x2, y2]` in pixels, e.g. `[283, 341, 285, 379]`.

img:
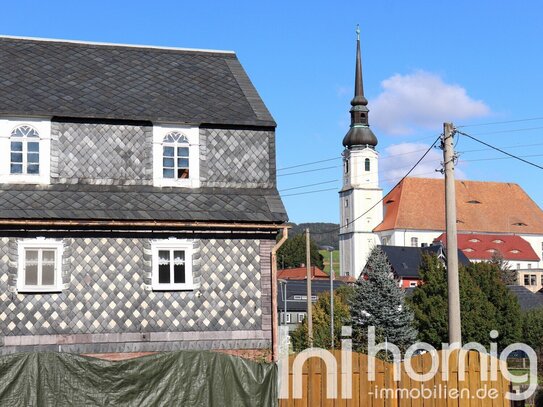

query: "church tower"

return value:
[339, 26, 383, 278]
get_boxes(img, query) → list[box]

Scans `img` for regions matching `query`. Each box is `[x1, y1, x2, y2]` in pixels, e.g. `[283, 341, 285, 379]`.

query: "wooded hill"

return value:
[287, 222, 339, 249]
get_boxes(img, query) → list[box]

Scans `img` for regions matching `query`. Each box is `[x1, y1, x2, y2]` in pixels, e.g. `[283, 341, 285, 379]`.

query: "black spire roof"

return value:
[342, 26, 378, 149]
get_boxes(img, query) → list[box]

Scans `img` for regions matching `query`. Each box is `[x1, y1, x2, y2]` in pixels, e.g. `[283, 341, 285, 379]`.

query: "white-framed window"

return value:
[411, 237, 418, 247]
[152, 124, 200, 188]
[298, 313, 305, 323]
[151, 239, 197, 290]
[409, 281, 418, 288]
[285, 313, 291, 323]
[0, 118, 51, 184]
[17, 239, 63, 292]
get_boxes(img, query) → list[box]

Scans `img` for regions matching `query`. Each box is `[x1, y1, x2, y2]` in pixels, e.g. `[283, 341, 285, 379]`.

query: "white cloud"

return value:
[380, 142, 467, 186]
[371, 71, 490, 136]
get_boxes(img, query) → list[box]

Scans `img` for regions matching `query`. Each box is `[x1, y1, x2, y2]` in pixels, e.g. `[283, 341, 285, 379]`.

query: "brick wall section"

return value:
[0, 236, 272, 352]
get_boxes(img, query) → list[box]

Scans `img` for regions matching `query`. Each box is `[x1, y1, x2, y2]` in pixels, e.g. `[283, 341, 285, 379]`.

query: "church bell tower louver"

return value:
[339, 26, 383, 278]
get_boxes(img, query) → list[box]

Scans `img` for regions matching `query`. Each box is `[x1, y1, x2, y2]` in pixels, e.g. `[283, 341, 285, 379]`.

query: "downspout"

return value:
[271, 226, 289, 362]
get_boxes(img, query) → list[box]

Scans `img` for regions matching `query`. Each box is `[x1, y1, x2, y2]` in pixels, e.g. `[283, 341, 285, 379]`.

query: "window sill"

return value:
[151, 283, 200, 292]
[153, 178, 200, 188]
[17, 287, 63, 293]
[2, 174, 50, 185]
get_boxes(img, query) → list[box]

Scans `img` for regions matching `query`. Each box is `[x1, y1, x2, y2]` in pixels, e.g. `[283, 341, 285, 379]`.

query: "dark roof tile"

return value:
[0, 184, 287, 224]
[0, 37, 275, 127]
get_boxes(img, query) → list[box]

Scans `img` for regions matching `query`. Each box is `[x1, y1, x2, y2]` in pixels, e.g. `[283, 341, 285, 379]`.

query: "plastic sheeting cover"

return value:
[0, 351, 277, 406]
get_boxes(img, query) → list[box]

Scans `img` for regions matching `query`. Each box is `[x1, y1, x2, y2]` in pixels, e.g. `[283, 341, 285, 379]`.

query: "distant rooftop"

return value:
[375, 178, 543, 234]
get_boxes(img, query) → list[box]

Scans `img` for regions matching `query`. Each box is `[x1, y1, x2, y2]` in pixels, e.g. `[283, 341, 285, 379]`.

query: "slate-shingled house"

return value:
[0, 36, 287, 356]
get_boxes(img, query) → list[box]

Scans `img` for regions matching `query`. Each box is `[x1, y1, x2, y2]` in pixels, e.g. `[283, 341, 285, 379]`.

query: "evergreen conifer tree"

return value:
[350, 248, 417, 353]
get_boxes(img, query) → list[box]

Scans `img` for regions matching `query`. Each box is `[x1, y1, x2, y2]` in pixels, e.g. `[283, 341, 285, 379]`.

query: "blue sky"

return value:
[4, 1, 543, 223]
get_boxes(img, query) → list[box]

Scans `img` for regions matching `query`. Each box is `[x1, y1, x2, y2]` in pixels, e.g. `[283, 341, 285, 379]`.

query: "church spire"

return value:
[342, 25, 378, 149]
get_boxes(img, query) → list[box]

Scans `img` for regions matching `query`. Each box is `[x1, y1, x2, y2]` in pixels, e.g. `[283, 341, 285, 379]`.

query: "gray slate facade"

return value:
[0, 36, 286, 355]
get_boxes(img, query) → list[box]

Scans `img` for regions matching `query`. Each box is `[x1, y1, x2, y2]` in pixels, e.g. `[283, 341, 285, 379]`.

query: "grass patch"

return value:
[319, 249, 340, 276]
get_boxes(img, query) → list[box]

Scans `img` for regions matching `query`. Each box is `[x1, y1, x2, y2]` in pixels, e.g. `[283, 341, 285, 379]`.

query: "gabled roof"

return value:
[278, 266, 329, 280]
[375, 178, 543, 234]
[0, 184, 287, 224]
[0, 36, 275, 127]
[507, 285, 543, 311]
[378, 245, 470, 279]
[435, 233, 540, 262]
[277, 280, 345, 312]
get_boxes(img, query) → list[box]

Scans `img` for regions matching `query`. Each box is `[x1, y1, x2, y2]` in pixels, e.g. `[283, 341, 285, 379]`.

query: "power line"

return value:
[277, 157, 340, 171]
[280, 169, 440, 198]
[457, 116, 543, 129]
[279, 179, 338, 192]
[455, 129, 543, 171]
[282, 187, 339, 197]
[278, 165, 338, 177]
[460, 153, 543, 163]
[309, 135, 442, 235]
[467, 125, 543, 136]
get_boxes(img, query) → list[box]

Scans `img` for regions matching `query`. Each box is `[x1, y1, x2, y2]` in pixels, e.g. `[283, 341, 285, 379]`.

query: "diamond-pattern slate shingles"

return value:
[0, 37, 275, 127]
[0, 184, 287, 223]
[203, 128, 272, 187]
[52, 121, 153, 184]
[0, 237, 265, 336]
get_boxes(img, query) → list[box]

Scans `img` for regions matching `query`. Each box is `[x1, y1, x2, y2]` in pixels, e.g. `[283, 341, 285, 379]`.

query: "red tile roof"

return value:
[375, 178, 543, 234]
[277, 266, 329, 280]
[435, 233, 540, 261]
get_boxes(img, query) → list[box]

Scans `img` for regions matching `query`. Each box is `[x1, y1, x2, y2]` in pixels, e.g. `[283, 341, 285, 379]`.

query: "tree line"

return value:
[291, 248, 543, 378]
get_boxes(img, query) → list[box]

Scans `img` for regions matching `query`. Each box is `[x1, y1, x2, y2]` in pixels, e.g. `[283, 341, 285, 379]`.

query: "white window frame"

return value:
[151, 239, 197, 291]
[152, 124, 200, 188]
[411, 237, 419, 247]
[298, 313, 305, 323]
[17, 239, 63, 293]
[0, 118, 51, 184]
[285, 313, 291, 323]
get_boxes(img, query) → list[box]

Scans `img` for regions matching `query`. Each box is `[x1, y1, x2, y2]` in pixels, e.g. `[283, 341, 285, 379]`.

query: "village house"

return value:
[0, 36, 287, 356]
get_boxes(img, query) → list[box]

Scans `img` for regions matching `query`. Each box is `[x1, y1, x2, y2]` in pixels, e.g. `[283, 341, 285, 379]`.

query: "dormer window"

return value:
[152, 125, 200, 188]
[468, 238, 480, 243]
[510, 249, 520, 254]
[464, 248, 474, 253]
[492, 239, 504, 244]
[10, 125, 40, 175]
[162, 132, 190, 179]
[467, 200, 481, 204]
[513, 222, 528, 227]
[0, 118, 51, 184]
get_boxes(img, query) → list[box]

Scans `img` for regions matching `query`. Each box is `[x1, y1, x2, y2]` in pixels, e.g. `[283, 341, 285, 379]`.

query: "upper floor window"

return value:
[411, 237, 418, 247]
[10, 125, 40, 175]
[365, 158, 370, 172]
[153, 125, 200, 188]
[17, 239, 63, 292]
[162, 132, 190, 179]
[0, 118, 51, 184]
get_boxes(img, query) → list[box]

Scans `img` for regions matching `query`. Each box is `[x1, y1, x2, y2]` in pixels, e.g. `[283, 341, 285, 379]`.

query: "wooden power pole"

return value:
[443, 122, 462, 346]
[306, 228, 313, 347]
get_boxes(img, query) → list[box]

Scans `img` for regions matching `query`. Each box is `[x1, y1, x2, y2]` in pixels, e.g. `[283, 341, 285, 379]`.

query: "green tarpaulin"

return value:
[0, 351, 277, 406]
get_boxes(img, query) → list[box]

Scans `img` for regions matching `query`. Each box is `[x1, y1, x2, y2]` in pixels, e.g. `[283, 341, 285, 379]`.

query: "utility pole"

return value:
[329, 250, 334, 349]
[306, 228, 313, 347]
[443, 122, 462, 346]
